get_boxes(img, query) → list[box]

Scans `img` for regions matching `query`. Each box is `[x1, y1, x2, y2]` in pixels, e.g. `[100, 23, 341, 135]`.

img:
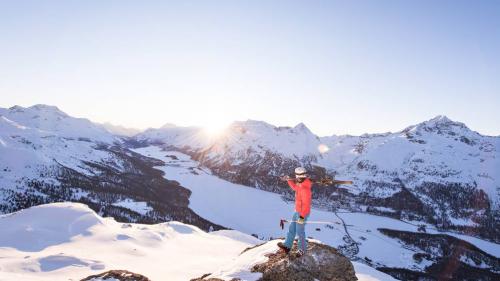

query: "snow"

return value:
[372, 206, 397, 213]
[101, 122, 142, 137]
[352, 262, 398, 281]
[0, 203, 261, 281]
[0, 105, 117, 143]
[208, 241, 279, 281]
[133, 145, 500, 271]
[112, 199, 153, 216]
[0, 105, 128, 210]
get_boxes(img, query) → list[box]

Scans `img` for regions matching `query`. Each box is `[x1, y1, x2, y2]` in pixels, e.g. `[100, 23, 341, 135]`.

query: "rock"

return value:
[193, 240, 357, 281]
[252, 241, 357, 281]
[81, 269, 151, 281]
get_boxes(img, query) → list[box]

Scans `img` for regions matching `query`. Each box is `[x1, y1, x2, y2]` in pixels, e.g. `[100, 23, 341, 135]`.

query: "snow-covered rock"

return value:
[81, 270, 151, 281]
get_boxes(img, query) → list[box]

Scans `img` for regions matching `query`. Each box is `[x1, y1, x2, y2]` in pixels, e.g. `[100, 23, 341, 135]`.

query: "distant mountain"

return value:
[135, 115, 500, 242]
[101, 122, 142, 137]
[0, 104, 219, 230]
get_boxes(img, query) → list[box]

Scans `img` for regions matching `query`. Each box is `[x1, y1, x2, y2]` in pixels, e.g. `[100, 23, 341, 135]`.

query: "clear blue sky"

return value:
[1, 0, 499, 136]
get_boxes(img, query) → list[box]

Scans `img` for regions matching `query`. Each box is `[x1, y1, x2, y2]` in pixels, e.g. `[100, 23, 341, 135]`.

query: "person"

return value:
[278, 167, 312, 256]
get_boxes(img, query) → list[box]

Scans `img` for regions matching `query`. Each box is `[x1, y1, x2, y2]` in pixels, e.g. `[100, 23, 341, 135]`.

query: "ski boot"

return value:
[277, 242, 291, 254]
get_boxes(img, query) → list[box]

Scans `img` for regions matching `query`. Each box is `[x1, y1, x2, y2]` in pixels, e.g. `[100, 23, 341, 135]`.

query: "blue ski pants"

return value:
[284, 212, 309, 251]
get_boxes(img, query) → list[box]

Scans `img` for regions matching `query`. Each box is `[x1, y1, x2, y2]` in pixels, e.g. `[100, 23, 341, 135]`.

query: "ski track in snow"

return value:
[133, 146, 500, 270]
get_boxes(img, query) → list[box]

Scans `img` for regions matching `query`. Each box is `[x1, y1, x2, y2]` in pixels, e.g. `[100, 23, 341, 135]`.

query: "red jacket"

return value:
[287, 178, 312, 218]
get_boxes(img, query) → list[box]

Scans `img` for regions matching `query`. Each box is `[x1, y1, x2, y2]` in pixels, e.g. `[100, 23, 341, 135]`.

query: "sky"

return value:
[0, 0, 499, 136]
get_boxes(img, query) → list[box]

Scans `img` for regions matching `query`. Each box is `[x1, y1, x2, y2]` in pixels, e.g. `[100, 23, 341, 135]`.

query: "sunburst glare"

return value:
[202, 122, 230, 138]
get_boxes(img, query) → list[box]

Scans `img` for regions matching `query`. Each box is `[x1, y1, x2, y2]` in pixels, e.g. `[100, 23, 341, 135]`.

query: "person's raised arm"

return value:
[287, 179, 298, 191]
[280, 175, 298, 191]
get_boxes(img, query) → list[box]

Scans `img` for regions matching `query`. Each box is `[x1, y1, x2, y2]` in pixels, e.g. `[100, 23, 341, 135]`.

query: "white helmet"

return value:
[295, 167, 308, 178]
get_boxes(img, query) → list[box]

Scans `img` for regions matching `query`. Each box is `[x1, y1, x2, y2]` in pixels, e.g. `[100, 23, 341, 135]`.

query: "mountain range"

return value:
[0, 104, 499, 280]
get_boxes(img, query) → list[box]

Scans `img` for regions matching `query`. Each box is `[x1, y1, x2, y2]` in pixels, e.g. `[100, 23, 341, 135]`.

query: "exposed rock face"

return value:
[81, 269, 150, 281]
[252, 242, 357, 281]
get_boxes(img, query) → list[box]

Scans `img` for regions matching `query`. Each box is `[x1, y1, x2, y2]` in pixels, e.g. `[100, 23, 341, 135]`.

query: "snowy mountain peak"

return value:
[231, 119, 274, 130]
[160, 122, 179, 129]
[293, 122, 313, 134]
[402, 115, 473, 138]
[7, 104, 69, 118]
[0, 104, 116, 143]
[29, 104, 68, 116]
[8, 105, 25, 112]
[429, 115, 452, 123]
[422, 115, 467, 129]
[424, 115, 467, 129]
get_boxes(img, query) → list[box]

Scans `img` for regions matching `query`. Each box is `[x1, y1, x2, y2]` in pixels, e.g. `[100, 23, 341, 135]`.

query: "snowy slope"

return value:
[0, 104, 119, 175]
[0, 105, 126, 211]
[133, 146, 500, 279]
[0, 203, 256, 281]
[0, 203, 396, 281]
[0, 106, 121, 192]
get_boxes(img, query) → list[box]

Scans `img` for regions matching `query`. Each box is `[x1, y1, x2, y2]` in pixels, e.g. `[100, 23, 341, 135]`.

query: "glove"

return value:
[319, 177, 333, 185]
[297, 216, 305, 224]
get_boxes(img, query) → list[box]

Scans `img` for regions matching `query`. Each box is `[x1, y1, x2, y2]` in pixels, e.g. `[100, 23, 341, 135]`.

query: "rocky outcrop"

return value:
[81, 270, 150, 281]
[252, 242, 357, 281]
[192, 241, 357, 281]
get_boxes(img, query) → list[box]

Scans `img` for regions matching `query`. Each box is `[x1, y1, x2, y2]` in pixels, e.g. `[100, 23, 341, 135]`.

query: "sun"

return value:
[202, 122, 230, 138]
